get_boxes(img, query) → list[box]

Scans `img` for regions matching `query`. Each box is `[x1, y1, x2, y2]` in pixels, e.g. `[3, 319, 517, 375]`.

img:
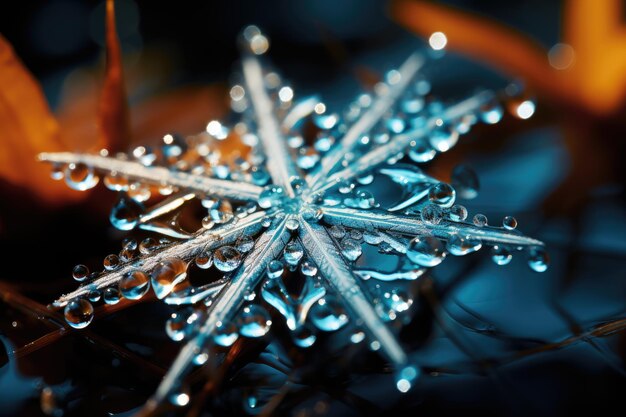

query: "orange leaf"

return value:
[0, 36, 83, 204]
[97, 0, 131, 153]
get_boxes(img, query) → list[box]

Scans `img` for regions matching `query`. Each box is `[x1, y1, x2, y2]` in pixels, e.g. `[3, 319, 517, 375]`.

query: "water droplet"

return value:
[448, 204, 468, 221]
[428, 183, 456, 208]
[341, 239, 362, 261]
[286, 218, 300, 230]
[527, 247, 549, 272]
[473, 214, 488, 227]
[329, 225, 346, 239]
[300, 260, 318, 276]
[50, 164, 64, 180]
[480, 100, 504, 124]
[195, 251, 213, 269]
[103, 254, 120, 271]
[292, 326, 316, 348]
[236, 236, 255, 253]
[447, 235, 482, 256]
[284, 242, 304, 266]
[110, 197, 142, 231]
[429, 124, 459, 152]
[103, 287, 121, 305]
[267, 260, 284, 279]
[166, 311, 189, 341]
[119, 270, 150, 300]
[421, 204, 443, 225]
[350, 330, 365, 343]
[139, 237, 158, 254]
[407, 236, 446, 267]
[297, 147, 319, 170]
[491, 246, 512, 265]
[214, 246, 242, 272]
[395, 365, 420, 393]
[502, 216, 518, 230]
[208, 200, 233, 224]
[384, 289, 413, 313]
[213, 321, 239, 346]
[258, 185, 284, 208]
[103, 174, 129, 192]
[239, 305, 272, 338]
[310, 297, 348, 331]
[408, 143, 436, 163]
[64, 299, 94, 329]
[363, 230, 383, 245]
[88, 290, 101, 302]
[451, 165, 479, 199]
[72, 264, 89, 282]
[64, 163, 99, 191]
[122, 238, 137, 250]
[152, 258, 188, 299]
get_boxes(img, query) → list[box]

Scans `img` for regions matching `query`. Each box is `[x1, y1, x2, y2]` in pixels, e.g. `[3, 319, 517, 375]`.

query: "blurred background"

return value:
[1, 1, 625, 416]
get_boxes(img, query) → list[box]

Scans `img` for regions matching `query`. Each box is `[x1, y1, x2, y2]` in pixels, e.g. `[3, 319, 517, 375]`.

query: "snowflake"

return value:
[39, 26, 547, 408]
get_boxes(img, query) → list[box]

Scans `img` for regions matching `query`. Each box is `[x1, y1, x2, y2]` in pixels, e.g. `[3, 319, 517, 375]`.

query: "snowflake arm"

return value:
[51, 210, 267, 308]
[38, 152, 264, 201]
[306, 53, 424, 189]
[321, 206, 545, 247]
[150, 215, 293, 405]
[299, 220, 409, 367]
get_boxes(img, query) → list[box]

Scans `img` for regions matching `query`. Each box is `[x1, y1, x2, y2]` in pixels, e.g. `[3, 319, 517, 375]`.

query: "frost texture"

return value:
[39, 26, 547, 410]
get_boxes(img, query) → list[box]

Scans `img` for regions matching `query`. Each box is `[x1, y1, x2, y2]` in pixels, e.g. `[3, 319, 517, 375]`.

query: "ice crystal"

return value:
[40, 26, 547, 409]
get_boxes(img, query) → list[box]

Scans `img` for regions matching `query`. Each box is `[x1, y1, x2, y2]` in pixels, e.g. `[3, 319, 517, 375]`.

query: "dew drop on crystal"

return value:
[214, 246, 242, 272]
[421, 204, 443, 225]
[407, 236, 446, 267]
[284, 242, 304, 266]
[428, 183, 456, 208]
[448, 204, 468, 221]
[139, 237, 158, 254]
[447, 235, 482, 256]
[72, 264, 89, 282]
[87, 290, 101, 302]
[195, 251, 213, 269]
[213, 321, 239, 346]
[409, 143, 436, 163]
[491, 245, 512, 265]
[110, 197, 142, 231]
[267, 260, 284, 279]
[103, 254, 120, 271]
[152, 258, 188, 299]
[429, 124, 459, 152]
[451, 165, 479, 199]
[329, 225, 346, 239]
[527, 247, 550, 272]
[286, 218, 300, 230]
[64, 163, 99, 191]
[119, 270, 150, 300]
[473, 213, 488, 227]
[239, 305, 272, 338]
[300, 260, 318, 276]
[236, 236, 255, 253]
[310, 297, 348, 331]
[208, 200, 233, 224]
[103, 287, 121, 305]
[341, 239, 362, 261]
[64, 299, 94, 329]
[502, 215, 518, 230]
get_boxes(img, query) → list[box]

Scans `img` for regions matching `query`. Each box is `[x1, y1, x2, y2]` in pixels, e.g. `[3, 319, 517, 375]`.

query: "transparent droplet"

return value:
[110, 197, 142, 231]
[421, 204, 443, 225]
[139, 237, 158, 254]
[502, 216, 518, 230]
[297, 148, 319, 170]
[473, 213, 488, 227]
[300, 260, 318, 276]
[363, 230, 383, 245]
[208, 200, 233, 224]
[491, 246, 512, 265]
[447, 235, 482, 256]
[286, 218, 300, 230]
[267, 260, 284, 279]
[72, 264, 89, 282]
[429, 124, 459, 152]
[213, 321, 239, 346]
[64, 163, 99, 191]
[428, 183, 456, 208]
[528, 247, 549, 272]
[119, 270, 150, 300]
[152, 258, 188, 299]
[103, 174, 129, 192]
[236, 236, 255, 253]
[166, 311, 188, 342]
[329, 225, 346, 239]
[195, 252, 213, 269]
[451, 165, 479, 199]
[408, 143, 436, 163]
[284, 242, 304, 266]
[103, 254, 120, 271]
[64, 299, 94, 329]
[292, 326, 316, 348]
[310, 297, 348, 332]
[214, 246, 242, 272]
[448, 204, 468, 221]
[87, 290, 101, 302]
[407, 236, 446, 267]
[239, 305, 272, 338]
[341, 239, 362, 261]
[103, 287, 121, 305]
[258, 185, 284, 208]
